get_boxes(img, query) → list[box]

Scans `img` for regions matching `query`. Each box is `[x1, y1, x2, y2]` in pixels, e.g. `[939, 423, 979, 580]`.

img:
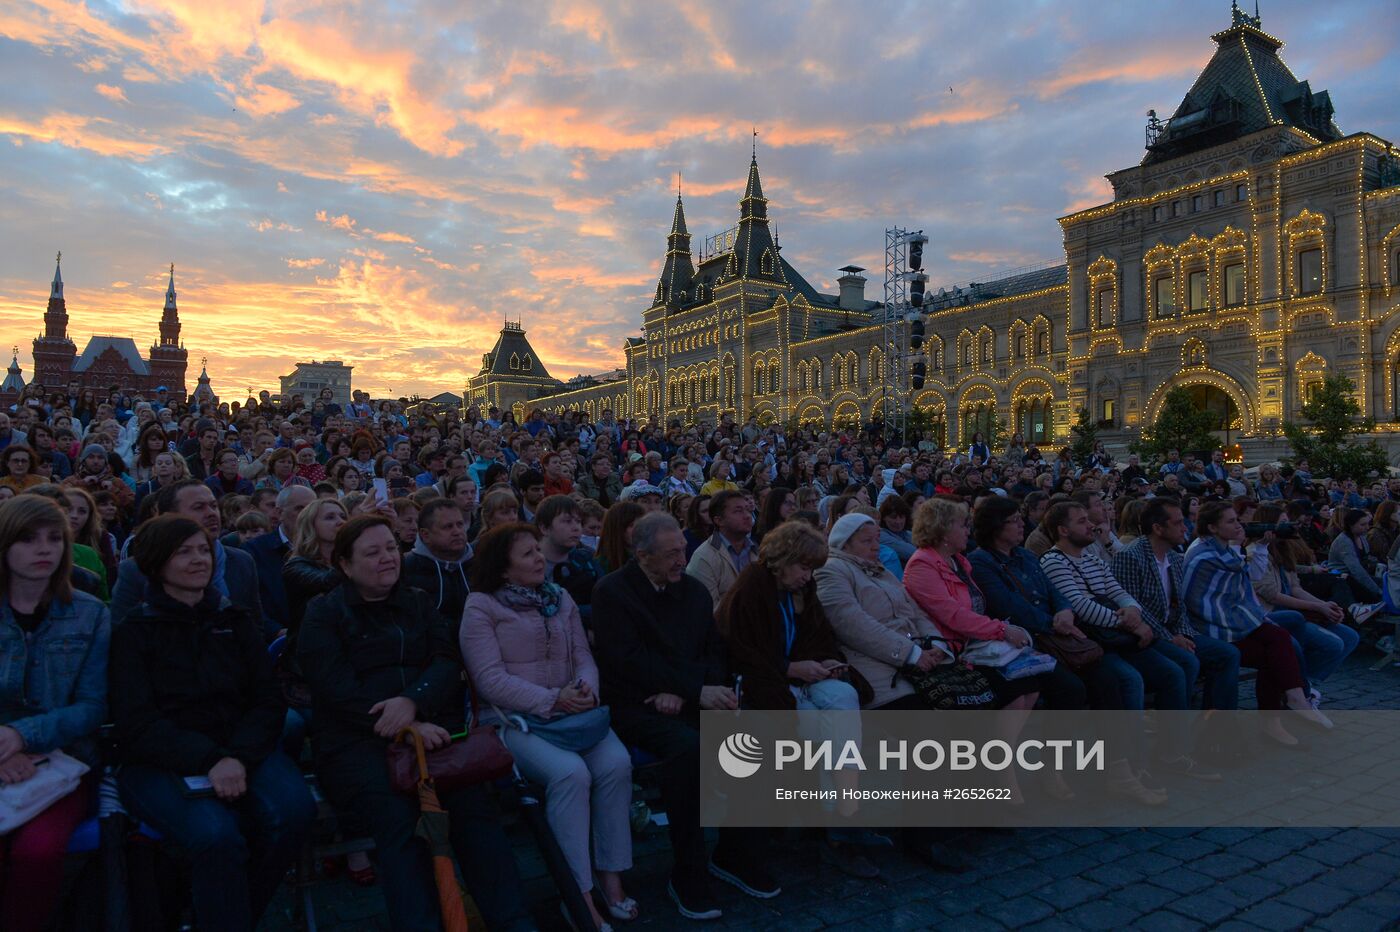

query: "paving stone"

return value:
[1029, 876, 1109, 910]
[1107, 882, 1177, 913]
[1131, 911, 1206, 932]
[1162, 891, 1242, 925]
[1150, 837, 1219, 862]
[1082, 862, 1148, 889]
[1147, 868, 1216, 895]
[939, 916, 1007, 932]
[1326, 866, 1394, 895]
[1274, 880, 1355, 916]
[1058, 900, 1147, 930]
[1191, 852, 1259, 880]
[978, 894, 1056, 928]
[1311, 904, 1400, 932]
[1232, 900, 1316, 930]
[1210, 875, 1286, 909]
[1253, 854, 1329, 886]
[979, 867, 1054, 900]
[1302, 840, 1368, 867]
[1034, 851, 1102, 880]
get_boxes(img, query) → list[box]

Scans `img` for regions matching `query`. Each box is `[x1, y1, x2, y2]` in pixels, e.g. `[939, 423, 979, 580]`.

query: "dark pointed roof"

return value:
[1, 351, 23, 395]
[732, 154, 785, 284]
[165, 264, 177, 311]
[1145, 7, 1341, 164]
[51, 252, 63, 300]
[477, 320, 556, 381]
[655, 195, 695, 308]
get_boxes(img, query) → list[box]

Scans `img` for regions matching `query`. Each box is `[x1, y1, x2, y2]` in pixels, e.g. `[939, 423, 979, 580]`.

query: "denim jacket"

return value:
[0, 591, 111, 766]
[967, 546, 1070, 634]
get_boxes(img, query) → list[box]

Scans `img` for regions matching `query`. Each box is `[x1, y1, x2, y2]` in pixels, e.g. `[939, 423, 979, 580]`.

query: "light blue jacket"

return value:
[0, 591, 111, 765]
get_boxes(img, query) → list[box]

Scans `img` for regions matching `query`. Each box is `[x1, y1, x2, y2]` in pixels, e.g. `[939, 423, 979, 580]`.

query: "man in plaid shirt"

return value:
[1041, 501, 1219, 782]
[1111, 499, 1241, 713]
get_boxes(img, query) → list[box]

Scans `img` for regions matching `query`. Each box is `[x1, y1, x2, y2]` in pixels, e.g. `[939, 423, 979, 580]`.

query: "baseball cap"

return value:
[620, 482, 664, 502]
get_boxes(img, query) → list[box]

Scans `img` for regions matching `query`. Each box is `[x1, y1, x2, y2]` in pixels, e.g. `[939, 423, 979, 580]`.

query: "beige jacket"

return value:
[814, 550, 942, 709]
[686, 534, 749, 614]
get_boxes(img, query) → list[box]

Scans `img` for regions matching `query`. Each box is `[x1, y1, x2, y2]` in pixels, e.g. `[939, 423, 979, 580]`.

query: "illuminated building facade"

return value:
[475, 8, 1400, 454]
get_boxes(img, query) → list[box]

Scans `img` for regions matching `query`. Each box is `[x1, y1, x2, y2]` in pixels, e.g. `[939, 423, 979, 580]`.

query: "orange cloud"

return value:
[315, 209, 358, 233]
[0, 112, 169, 159]
[95, 83, 128, 103]
[1040, 49, 1201, 98]
[285, 257, 324, 268]
[366, 229, 415, 244]
[234, 82, 299, 117]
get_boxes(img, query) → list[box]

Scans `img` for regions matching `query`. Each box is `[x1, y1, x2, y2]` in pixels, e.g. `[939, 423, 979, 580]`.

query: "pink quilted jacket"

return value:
[460, 589, 598, 719]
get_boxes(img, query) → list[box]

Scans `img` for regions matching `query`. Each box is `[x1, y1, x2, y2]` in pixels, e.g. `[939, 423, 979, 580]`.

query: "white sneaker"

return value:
[1307, 687, 1322, 710]
[1352, 602, 1384, 624]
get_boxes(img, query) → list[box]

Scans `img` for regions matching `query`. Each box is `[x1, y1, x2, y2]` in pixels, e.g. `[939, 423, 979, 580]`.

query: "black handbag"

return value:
[895, 635, 999, 711]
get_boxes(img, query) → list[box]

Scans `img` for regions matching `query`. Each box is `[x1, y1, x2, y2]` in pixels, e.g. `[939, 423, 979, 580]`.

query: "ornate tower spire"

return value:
[43, 250, 69, 341]
[656, 190, 695, 308]
[159, 262, 181, 346]
[732, 142, 782, 283]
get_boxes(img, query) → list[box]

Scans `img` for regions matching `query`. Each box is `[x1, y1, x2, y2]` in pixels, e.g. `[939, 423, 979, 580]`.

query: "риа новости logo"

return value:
[717, 733, 763, 778]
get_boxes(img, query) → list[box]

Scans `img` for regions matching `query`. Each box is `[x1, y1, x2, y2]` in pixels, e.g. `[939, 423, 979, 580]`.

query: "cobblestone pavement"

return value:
[263, 652, 1400, 931]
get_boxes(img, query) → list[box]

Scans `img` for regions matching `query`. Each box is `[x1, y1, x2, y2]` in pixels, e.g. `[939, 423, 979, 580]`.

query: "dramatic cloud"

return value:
[1, 0, 1396, 397]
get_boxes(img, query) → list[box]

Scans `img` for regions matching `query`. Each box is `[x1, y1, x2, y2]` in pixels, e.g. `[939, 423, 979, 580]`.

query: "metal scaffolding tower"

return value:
[881, 227, 927, 442]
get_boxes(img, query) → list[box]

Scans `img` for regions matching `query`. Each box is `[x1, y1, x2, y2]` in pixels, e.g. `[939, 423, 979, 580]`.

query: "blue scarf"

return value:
[210, 539, 230, 599]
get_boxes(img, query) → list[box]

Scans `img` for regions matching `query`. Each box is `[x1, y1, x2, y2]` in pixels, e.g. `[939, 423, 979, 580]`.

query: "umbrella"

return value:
[398, 728, 470, 932]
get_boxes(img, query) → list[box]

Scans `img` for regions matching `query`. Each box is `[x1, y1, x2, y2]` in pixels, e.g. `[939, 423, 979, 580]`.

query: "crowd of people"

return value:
[0, 381, 1390, 931]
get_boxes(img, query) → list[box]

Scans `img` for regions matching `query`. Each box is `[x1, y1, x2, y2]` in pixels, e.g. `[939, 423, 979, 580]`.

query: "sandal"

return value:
[594, 891, 638, 922]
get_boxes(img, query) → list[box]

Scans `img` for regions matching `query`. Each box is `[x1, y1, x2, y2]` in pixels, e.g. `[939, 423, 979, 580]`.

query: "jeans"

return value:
[1123, 642, 1192, 759]
[1269, 611, 1360, 688]
[1187, 633, 1242, 710]
[118, 751, 315, 932]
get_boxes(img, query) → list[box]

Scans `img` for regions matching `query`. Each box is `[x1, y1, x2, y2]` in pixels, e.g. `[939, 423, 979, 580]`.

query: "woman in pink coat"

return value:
[462, 522, 634, 932]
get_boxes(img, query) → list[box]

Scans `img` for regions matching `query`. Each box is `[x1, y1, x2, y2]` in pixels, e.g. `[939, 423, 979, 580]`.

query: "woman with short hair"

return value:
[0, 444, 44, 493]
[112, 515, 313, 932]
[719, 522, 881, 878]
[462, 523, 633, 931]
[299, 515, 534, 932]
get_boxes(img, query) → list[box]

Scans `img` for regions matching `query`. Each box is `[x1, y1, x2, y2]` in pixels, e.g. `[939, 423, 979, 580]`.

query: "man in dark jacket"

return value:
[110, 479, 264, 627]
[592, 512, 772, 922]
[401, 499, 472, 623]
[241, 485, 316, 638]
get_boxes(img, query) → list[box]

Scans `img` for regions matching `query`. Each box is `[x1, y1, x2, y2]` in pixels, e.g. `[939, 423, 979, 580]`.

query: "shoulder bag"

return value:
[993, 551, 1104, 673]
[387, 681, 515, 794]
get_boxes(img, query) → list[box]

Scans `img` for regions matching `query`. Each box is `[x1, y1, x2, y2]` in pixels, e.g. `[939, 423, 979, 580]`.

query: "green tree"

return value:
[1131, 387, 1219, 462]
[1068, 407, 1099, 466]
[988, 414, 1010, 455]
[1282, 374, 1389, 481]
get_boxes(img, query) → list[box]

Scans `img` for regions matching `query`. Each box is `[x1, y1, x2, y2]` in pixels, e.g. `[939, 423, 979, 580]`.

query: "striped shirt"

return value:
[1039, 548, 1140, 629]
[1180, 537, 1268, 643]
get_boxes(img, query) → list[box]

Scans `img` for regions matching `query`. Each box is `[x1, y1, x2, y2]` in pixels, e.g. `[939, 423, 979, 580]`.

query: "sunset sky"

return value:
[1, 0, 1397, 399]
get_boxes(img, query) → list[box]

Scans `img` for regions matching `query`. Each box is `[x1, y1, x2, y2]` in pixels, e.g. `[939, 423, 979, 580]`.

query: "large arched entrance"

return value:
[1185, 385, 1243, 446]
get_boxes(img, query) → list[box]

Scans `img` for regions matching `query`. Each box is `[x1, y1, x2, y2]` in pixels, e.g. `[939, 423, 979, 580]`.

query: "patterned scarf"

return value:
[494, 580, 563, 618]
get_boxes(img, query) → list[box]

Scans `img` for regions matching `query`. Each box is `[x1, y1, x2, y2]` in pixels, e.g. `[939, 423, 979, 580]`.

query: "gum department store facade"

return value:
[467, 10, 1400, 458]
